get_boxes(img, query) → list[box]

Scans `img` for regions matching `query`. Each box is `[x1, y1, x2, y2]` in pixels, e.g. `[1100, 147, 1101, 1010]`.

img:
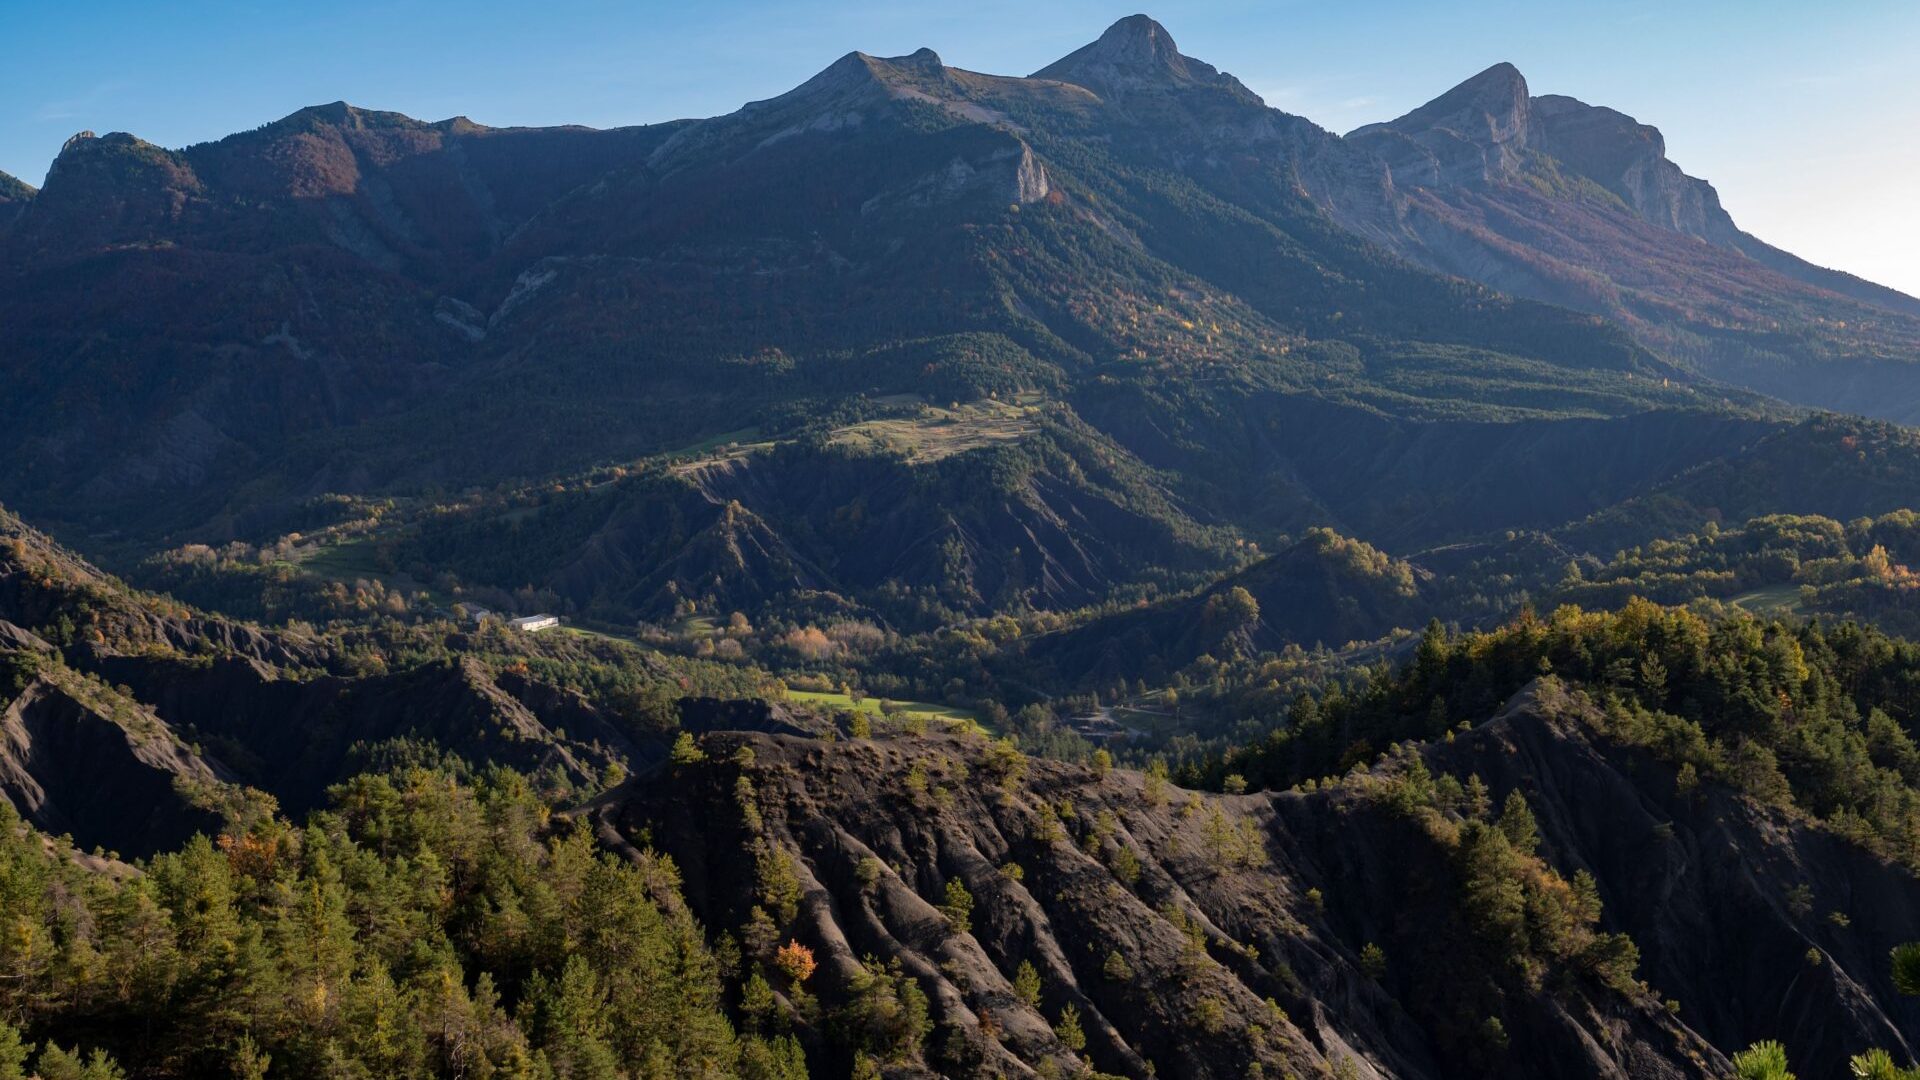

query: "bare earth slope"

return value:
[586, 678, 1920, 1079]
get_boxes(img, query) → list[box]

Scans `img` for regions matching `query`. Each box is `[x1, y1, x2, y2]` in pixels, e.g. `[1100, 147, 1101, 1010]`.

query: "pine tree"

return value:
[1013, 960, 1042, 1007]
[32, 1045, 125, 1080]
[941, 878, 975, 935]
[1143, 758, 1170, 807]
[0, 1021, 31, 1080]
[1497, 791, 1539, 853]
[1053, 1004, 1086, 1053]
[670, 732, 708, 765]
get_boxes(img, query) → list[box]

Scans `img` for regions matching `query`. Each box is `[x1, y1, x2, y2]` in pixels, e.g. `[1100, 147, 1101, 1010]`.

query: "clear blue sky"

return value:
[5, 0, 1916, 294]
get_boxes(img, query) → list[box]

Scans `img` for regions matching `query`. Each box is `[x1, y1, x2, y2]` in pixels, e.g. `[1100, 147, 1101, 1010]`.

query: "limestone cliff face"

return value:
[1344, 61, 1920, 417]
[1349, 62, 1738, 240]
[1350, 62, 1535, 187]
[1528, 94, 1740, 242]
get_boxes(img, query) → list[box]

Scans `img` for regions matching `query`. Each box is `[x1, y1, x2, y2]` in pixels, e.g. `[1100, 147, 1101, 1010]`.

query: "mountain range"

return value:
[4, 14, 1920, 1079]
[4, 15, 1917, 636]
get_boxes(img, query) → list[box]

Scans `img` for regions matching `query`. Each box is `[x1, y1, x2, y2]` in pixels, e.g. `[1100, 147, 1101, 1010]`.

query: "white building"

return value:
[509, 615, 560, 633]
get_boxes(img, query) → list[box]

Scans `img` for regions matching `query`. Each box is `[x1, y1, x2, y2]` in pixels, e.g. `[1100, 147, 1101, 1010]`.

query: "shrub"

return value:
[1359, 942, 1386, 980]
[1730, 1040, 1794, 1080]
[1893, 942, 1920, 995]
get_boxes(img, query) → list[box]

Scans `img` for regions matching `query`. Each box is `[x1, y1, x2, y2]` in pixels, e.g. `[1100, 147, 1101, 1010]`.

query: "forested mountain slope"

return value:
[0, 17, 1786, 584]
[0, 506, 762, 857]
[7, 17, 1913, 653]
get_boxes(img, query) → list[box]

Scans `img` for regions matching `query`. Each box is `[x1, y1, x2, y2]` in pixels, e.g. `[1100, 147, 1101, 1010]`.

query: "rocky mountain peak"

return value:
[1353, 63, 1744, 241]
[1524, 92, 1743, 243]
[761, 47, 938, 108]
[1031, 14, 1260, 103]
[42, 129, 188, 183]
[1346, 61, 1536, 186]
[292, 100, 362, 124]
[260, 100, 441, 138]
[1352, 61, 1531, 148]
[16, 129, 204, 252]
[644, 44, 979, 177]
[1417, 61, 1533, 145]
[1532, 93, 1663, 157]
[1070, 14, 1185, 72]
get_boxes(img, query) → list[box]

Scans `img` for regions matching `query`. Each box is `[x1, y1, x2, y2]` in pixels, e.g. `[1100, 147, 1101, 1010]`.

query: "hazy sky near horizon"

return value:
[5, 0, 1916, 294]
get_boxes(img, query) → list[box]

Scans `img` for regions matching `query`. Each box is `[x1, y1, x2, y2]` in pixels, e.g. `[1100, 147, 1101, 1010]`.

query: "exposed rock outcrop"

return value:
[590, 709, 1748, 1079]
[1430, 682, 1920, 1075]
[1344, 61, 1920, 418]
[1032, 14, 1262, 104]
[584, 677, 1920, 1079]
[0, 674, 231, 855]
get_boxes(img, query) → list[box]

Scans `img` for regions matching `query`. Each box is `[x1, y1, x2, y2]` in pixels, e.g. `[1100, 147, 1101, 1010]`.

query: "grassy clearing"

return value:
[556, 623, 636, 647]
[298, 539, 382, 578]
[828, 398, 1040, 464]
[297, 539, 428, 597]
[667, 397, 1044, 478]
[787, 689, 986, 732]
[665, 427, 778, 478]
[663, 426, 764, 458]
[1730, 583, 1806, 617]
[291, 538, 468, 610]
[672, 615, 721, 638]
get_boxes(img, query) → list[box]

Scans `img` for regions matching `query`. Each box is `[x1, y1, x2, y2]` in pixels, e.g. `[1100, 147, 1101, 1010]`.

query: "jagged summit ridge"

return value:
[3, 6, 1920, 528]
[1032, 14, 1261, 103]
[1393, 61, 1531, 147]
[641, 40, 1065, 206]
[741, 45, 952, 113]
[1347, 61, 1534, 185]
[1346, 60, 1744, 237]
[1345, 60, 1722, 220]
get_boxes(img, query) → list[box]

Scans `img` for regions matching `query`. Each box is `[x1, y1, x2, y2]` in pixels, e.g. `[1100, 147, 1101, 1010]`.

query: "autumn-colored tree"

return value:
[774, 941, 817, 984]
